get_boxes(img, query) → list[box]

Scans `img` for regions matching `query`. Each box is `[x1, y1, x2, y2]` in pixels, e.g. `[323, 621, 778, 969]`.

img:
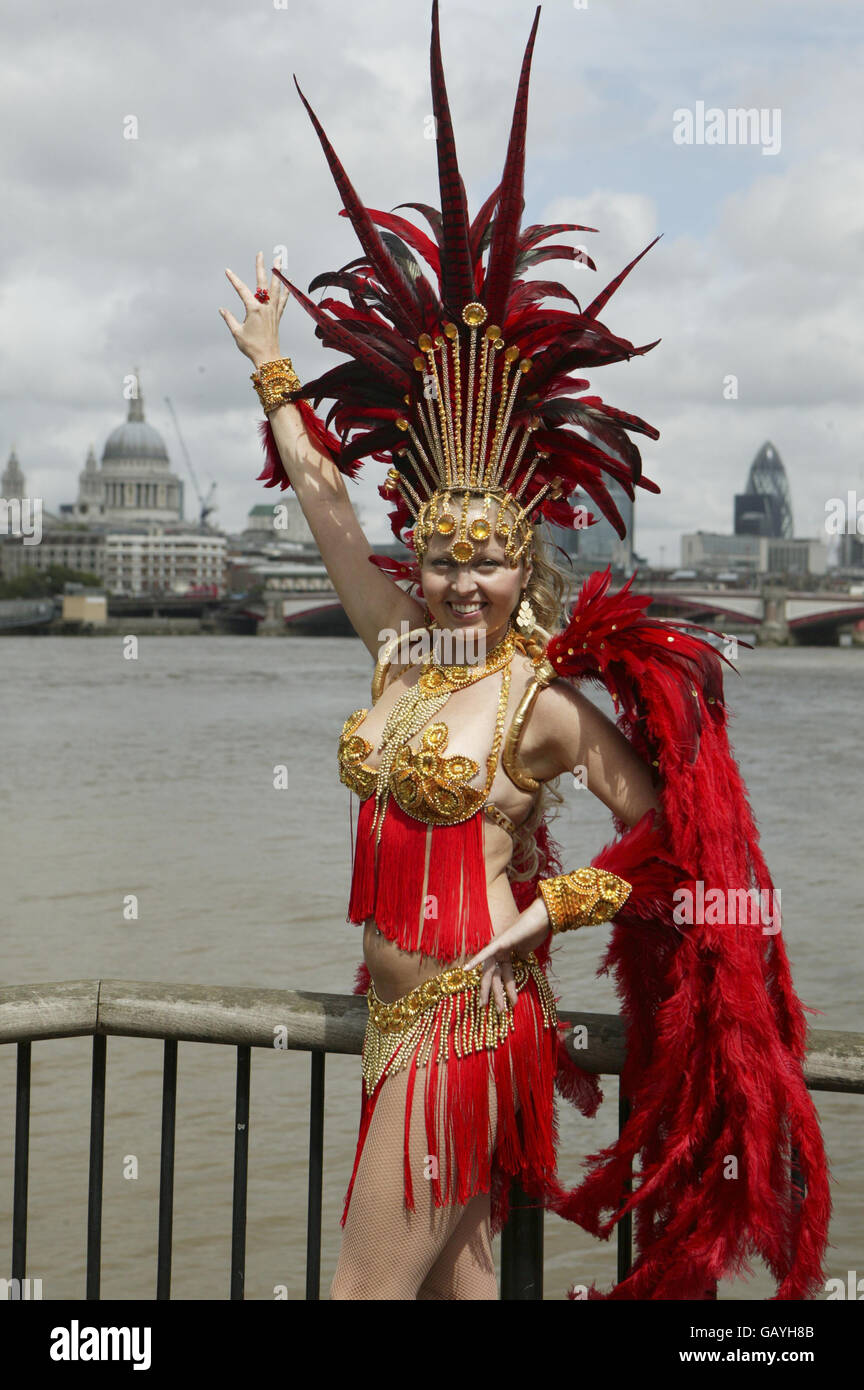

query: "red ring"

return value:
[254, 288, 270, 303]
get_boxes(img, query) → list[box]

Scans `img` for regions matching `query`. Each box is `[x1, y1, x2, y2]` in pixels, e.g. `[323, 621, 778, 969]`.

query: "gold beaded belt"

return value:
[361, 951, 557, 1097]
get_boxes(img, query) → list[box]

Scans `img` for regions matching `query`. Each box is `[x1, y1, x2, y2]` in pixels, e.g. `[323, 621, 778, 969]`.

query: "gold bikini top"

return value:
[339, 661, 514, 829]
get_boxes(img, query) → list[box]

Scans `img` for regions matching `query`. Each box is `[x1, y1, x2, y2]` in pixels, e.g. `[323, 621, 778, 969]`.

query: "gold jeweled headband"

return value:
[382, 300, 554, 566]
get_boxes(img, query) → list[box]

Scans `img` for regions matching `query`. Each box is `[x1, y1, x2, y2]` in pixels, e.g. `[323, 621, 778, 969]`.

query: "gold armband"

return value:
[251, 357, 302, 413]
[538, 867, 631, 934]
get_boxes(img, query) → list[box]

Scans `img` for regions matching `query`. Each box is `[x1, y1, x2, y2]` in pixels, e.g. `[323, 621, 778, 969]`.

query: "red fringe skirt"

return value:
[341, 951, 561, 1234]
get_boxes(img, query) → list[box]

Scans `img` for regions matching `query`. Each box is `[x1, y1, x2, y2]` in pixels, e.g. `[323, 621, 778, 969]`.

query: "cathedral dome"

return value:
[102, 380, 169, 462]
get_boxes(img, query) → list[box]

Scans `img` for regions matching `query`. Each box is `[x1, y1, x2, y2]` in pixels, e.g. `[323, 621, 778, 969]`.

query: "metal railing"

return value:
[2, 978, 861, 1300]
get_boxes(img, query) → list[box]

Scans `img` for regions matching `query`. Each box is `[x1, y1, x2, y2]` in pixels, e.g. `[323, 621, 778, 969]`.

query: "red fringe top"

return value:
[347, 794, 495, 962]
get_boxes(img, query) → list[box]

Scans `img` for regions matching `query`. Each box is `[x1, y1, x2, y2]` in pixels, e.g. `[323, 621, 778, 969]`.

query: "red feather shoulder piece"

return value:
[537, 567, 831, 1300]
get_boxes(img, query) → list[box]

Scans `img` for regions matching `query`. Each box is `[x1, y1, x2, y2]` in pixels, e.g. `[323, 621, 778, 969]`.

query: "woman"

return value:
[222, 282, 645, 1298]
[219, 4, 830, 1300]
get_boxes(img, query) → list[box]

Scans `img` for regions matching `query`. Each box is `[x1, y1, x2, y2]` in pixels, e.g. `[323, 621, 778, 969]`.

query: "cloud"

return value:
[1, 0, 861, 565]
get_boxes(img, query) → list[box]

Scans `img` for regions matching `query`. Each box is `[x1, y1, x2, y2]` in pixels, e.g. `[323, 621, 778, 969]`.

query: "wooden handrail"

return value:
[0, 979, 860, 1092]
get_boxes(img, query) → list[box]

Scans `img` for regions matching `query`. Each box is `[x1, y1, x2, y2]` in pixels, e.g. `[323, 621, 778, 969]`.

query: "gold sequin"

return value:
[338, 635, 513, 828]
[538, 867, 632, 934]
[360, 951, 557, 1096]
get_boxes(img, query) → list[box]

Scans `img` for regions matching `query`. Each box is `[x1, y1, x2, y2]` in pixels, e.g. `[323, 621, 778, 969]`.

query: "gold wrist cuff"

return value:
[251, 356, 302, 413]
[538, 867, 631, 934]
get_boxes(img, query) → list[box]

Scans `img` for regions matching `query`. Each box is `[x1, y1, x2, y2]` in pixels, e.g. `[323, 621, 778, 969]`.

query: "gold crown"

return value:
[383, 301, 554, 565]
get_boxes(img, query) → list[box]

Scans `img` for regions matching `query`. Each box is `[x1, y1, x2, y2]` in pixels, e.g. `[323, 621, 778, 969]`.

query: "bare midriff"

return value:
[361, 822, 522, 1003]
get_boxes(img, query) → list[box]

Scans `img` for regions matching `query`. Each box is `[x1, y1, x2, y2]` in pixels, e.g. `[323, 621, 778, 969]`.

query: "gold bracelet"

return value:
[251, 356, 302, 413]
[538, 867, 631, 934]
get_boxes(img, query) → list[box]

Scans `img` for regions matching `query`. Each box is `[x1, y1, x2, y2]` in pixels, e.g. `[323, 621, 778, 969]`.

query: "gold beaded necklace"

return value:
[371, 624, 516, 836]
[416, 623, 517, 695]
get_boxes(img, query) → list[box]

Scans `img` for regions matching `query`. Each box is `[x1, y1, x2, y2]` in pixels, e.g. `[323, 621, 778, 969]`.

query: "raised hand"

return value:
[219, 251, 290, 369]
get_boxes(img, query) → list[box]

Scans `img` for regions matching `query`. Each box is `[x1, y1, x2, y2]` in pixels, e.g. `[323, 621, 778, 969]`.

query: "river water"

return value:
[0, 636, 860, 1300]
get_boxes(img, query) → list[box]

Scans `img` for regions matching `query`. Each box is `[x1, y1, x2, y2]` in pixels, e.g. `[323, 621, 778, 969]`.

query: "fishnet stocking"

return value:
[330, 1059, 502, 1300]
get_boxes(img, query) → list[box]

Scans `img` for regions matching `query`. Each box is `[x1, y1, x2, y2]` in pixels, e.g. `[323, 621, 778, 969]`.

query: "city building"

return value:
[1, 521, 226, 594]
[230, 558, 333, 594]
[1, 445, 26, 501]
[681, 531, 827, 577]
[0, 526, 106, 582]
[2, 446, 99, 581]
[734, 441, 794, 538]
[103, 531, 226, 595]
[550, 433, 635, 573]
[59, 372, 185, 526]
[836, 532, 864, 570]
[1, 393, 224, 594]
[243, 498, 315, 546]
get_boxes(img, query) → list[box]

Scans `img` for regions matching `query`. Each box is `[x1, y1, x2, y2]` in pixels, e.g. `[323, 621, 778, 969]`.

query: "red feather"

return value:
[535, 569, 831, 1298]
[483, 6, 541, 325]
[273, 269, 411, 394]
[292, 76, 423, 338]
[469, 182, 500, 287]
[346, 206, 441, 281]
[255, 401, 352, 493]
[585, 234, 662, 320]
[429, 0, 474, 311]
[518, 221, 598, 252]
[368, 552, 422, 586]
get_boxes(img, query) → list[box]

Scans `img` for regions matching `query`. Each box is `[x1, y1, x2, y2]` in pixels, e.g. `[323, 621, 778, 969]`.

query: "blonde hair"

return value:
[503, 526, 574, 881]
[515, 526, 571, 636]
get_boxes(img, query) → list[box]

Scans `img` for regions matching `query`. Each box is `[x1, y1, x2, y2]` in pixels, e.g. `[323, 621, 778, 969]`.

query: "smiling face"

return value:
[419, 499, 532, 646]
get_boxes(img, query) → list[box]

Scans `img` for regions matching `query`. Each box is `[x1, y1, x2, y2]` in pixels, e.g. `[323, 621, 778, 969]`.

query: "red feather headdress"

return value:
[257, 0, 661, 563]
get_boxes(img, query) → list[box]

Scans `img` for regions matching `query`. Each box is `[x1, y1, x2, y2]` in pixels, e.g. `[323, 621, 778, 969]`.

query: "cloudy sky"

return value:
[3, 0, 862, 563]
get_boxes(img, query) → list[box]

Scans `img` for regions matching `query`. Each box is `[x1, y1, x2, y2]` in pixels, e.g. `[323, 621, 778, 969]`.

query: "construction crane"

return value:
[164, 396, 217, 531]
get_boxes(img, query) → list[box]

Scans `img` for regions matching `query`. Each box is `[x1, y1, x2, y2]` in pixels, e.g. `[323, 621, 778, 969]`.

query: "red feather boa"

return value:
[539, 570, 831, 1298]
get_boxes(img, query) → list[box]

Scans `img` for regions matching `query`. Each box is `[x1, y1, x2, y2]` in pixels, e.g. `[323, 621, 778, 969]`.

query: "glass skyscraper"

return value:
[546, 428, 635, 573]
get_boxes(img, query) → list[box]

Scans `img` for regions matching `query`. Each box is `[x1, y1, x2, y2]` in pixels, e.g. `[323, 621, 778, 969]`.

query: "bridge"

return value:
[0, 598, 56, 634]
[4, 585, 863, 645]
[630, 585, 864, 645]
